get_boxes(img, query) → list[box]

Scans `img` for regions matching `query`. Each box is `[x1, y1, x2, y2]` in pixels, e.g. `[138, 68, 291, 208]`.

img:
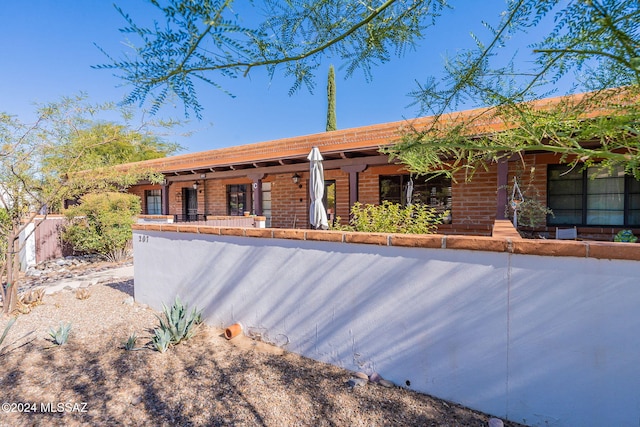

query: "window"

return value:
[227, 184, 247, 216]
[547, 165, 640, 226]
[324, 180, 336, 225]
[145, 189, 162, 215]
[262, 182, 272, 227]
[379, 175, 452, 212]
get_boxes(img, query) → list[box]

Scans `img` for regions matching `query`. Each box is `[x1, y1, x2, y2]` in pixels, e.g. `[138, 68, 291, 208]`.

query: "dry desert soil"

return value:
[0, 260, 525, 427]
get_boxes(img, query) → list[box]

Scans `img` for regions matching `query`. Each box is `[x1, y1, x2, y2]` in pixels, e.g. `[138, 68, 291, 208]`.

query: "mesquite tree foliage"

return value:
[94, 0, 449, 118]
[97, 0, 640, 177]
[386, 0, 640, 180]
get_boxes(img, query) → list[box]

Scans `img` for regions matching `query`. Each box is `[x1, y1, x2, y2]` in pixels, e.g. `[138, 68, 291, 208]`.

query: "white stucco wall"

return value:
[18, 222, 36, 271]
[133, 229, 640, 426]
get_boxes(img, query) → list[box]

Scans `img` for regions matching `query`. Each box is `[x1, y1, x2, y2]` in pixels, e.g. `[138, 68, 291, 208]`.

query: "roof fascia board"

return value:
[164, 155, 391, 183]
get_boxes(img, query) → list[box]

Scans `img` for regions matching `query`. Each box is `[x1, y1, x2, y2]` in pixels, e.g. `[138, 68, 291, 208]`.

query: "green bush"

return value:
[333, 201, 447, 234]
[62, 192, 141, 262]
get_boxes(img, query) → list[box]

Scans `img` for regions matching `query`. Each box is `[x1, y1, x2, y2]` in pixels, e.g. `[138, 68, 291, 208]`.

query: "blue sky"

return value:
[1, 1, 549, 154]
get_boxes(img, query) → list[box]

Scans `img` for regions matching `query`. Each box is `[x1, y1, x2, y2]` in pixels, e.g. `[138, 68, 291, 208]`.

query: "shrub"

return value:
[62, 192, 141, 262]
[333, 201, 447, 234]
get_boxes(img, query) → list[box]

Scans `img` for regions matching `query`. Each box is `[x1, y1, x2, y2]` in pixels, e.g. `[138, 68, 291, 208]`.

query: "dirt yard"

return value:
[0, 265, 523, 426]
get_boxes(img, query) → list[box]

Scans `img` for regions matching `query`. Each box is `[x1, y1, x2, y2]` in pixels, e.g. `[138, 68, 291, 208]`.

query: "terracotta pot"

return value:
[224, 322, 243, 340]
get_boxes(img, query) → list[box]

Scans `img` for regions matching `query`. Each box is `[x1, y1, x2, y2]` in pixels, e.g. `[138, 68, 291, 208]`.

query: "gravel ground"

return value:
[0, 261, 524, 427]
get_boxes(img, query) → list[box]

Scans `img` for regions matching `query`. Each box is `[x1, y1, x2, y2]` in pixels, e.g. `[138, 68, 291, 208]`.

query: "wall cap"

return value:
[131, 222, 640, 262]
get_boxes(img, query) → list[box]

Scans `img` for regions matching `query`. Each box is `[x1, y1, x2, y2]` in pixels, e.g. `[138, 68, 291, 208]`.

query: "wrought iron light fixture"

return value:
[193, 181, 199, 190]
[292, 173, 301, 184]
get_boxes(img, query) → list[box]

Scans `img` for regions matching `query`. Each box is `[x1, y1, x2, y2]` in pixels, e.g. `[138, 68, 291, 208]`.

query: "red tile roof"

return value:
[120, 88, 631, 174]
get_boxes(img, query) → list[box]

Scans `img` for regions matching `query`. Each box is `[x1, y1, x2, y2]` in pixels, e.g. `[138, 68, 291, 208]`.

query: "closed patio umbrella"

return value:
[308, 146, 329, 230]
[405, 177, 414, 206]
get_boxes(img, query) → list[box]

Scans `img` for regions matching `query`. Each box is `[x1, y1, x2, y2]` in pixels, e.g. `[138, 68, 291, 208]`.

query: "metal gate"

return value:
[182, 188, 198, 221]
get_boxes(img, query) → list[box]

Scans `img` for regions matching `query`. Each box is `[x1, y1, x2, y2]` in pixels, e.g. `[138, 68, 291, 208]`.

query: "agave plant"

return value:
[75, 288, 91, 300]
[155, 296, 202, 346]
[151, 328, 171, 353]
[0, 317, 16, 349]
[48, 322, 72, 346]
[124, 333, 138, 351]
[20, 288, 45, 307]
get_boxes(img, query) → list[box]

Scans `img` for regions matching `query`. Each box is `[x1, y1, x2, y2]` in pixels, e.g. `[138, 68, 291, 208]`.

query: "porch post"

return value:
[341, 165, 367, 209]
[162, 181, 170, 216]
[248, 173, 265, 215]
[496, 158, 508, 220]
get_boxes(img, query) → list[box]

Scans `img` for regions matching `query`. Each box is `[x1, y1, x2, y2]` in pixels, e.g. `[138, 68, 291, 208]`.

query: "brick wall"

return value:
[271, 173, 309, 228]
[129, 162, 519, 232]
[168, 182, 188, 216]
[128, 184, 161, 215]
[203, 180, 227, 215]
[452, 166, 498, 227]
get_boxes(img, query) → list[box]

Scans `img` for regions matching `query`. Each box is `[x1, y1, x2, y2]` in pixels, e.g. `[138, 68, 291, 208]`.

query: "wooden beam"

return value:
[164, 155, 390, 183]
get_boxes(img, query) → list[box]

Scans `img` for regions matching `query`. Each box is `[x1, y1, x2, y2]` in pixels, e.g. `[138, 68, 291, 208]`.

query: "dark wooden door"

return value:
[182, 188, 198, 221]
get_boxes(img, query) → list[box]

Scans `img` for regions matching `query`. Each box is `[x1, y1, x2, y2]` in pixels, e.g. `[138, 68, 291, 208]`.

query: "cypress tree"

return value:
[326, 65, 337, 131]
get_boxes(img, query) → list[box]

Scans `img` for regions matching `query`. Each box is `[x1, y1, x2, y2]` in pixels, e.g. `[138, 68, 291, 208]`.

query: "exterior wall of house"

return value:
[452, 165, 499, 226]
[271, 173, 310, 228]
[358, 165, 389, 204]
[168, 182, 189, 216]
[202, 179, 226, 215]
[126, 152, 636, 239]
[129, 163, 498, 232]
[128, 184, 161, 215]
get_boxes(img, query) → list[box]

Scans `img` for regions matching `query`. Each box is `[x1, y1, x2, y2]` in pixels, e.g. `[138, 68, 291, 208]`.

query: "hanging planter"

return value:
[224, 322, 243, 340]
[509, 177, 524, 228]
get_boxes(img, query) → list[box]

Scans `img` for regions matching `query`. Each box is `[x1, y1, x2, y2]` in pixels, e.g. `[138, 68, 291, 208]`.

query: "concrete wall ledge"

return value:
[131, 223, 640, 262]
[137, 215, 174, 223]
